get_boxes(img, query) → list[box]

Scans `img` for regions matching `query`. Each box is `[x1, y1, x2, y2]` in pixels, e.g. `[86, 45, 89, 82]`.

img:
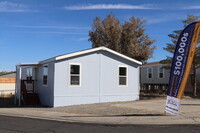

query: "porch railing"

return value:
[21, 80, 36, 105]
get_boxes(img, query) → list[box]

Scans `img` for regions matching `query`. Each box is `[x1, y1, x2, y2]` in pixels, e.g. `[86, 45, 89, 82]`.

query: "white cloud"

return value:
[0, 1, 37, 12]
[12, 25, 90, 35]
[145, 13, 185, 24]
[77, 37, 88, 41]
[20, 31, 87, 35]
[13, 25, 90, 30]
[64, 4, 159, 10]
[182, 6, 200, 9]
[146, 17, 170, 24]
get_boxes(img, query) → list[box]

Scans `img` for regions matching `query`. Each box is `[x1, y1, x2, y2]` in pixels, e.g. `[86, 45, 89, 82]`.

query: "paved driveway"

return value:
[0, 115, 200, 133]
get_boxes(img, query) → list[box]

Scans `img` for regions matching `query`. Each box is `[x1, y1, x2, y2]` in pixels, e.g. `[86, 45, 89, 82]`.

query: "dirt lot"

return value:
[0, 96, 200, 124]
[21, 96, 199, 116]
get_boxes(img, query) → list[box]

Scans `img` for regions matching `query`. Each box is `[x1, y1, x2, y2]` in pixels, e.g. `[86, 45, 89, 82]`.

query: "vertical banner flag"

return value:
[165, 22, 200, 115]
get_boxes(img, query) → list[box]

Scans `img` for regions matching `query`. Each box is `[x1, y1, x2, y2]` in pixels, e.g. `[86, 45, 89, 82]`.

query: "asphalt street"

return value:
[0, 115, 199, 133]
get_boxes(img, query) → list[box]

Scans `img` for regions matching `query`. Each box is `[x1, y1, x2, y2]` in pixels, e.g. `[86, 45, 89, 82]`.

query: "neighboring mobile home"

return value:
[15, 47, 142, 107]
[140, 62, 169, 93]
[0, 72, 16, 97]
[140, 62, 193, 94]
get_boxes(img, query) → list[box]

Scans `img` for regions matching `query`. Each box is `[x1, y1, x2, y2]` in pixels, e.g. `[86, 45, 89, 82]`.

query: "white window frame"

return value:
[158, 67, 165, 79]
[68, 63, 82, 87]
[147, 67, 153, 79]
[118, 65, 128, 87]
[43, 65, 48, 86]
[26, 67, 32, 78]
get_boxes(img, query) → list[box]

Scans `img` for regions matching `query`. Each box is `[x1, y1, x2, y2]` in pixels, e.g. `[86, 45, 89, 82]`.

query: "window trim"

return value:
[147, 67, 153, 79]
[26, 67, 33, 79]
[118, 65, 128, 87]
[68, 63, 82, 87]
[26, 67, 33, 84]
[158, 66, 165, 79]
[42, 65, 48, 86]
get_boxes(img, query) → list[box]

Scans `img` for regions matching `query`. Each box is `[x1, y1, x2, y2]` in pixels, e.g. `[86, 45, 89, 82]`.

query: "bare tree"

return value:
[89, 14, 156, 62]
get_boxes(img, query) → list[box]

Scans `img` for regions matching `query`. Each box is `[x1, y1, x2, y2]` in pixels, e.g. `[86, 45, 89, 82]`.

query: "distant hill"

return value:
[0, 71, 15, 75]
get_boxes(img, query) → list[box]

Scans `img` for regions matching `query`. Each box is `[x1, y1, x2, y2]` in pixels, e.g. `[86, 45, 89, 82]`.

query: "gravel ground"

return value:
[45, 102, 148, 115]
[17, 96, 200, 117]
[23, 98, 165, 116]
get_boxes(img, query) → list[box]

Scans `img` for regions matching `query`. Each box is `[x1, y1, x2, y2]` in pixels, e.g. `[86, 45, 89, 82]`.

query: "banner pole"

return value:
[165, 21, 200, 115]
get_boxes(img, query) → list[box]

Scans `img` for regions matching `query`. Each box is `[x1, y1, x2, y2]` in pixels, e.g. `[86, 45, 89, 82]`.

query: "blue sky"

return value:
[1, 0, 200, 71]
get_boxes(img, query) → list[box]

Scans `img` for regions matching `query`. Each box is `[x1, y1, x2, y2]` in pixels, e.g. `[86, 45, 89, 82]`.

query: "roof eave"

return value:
[16, 62, 39, 66]
[55, 47, 102, 61]
[103, 47, 142, 65]
[21, 47, 142, 66]
[39, 57, 56, 64]
[55, 46, 142, 65]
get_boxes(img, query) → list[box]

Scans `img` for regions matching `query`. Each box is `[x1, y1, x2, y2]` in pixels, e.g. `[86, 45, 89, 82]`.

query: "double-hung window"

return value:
[70, 64, 81, 86]
[26, 68, 33, 84]
[26, 68, 32, 80]
[119, 66, 127, 86]
[147, 67, 153, 78]
[158, 67, 164, 78]
[43, 65, 48, 85]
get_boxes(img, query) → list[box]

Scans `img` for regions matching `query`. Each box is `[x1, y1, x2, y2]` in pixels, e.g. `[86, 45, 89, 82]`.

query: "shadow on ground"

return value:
[181, 104, 200, 106]
[0, 97, 15, 107]
[0, 97, 48, 108]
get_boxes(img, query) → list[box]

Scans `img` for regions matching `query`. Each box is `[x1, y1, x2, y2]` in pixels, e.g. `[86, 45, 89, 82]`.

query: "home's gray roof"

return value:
[17, 47, 142, 66]
[17, 62, 39, 66]
[142, 61, 161, 66]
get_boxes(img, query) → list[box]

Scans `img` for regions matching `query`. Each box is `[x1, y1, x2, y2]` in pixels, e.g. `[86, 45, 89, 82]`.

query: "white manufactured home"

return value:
[15, 47, 142, 107]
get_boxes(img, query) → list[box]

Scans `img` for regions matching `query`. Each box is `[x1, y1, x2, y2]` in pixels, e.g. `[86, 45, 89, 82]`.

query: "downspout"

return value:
[14, 66, 17, 105]
[18, 67, 22, 106]
[99, 53, 101, 103]
[139, 66, 141, 100]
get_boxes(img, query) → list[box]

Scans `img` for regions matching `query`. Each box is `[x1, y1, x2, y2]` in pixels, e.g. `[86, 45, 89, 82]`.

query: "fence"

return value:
[0, 82, 15, 97]
[0, 89, 15, 107]
[0, 89, 15, 98]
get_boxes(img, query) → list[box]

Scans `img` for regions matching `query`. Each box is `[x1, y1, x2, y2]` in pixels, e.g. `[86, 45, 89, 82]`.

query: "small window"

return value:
[26, 68, 32, 80]
[26, 68, 33, 83]
[147, 68, 153, 78]
[43, 65, 48, 85]
[159, 67, 164, 78]
[70, 64, 81, 86]
[119, 66, 127, 86]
